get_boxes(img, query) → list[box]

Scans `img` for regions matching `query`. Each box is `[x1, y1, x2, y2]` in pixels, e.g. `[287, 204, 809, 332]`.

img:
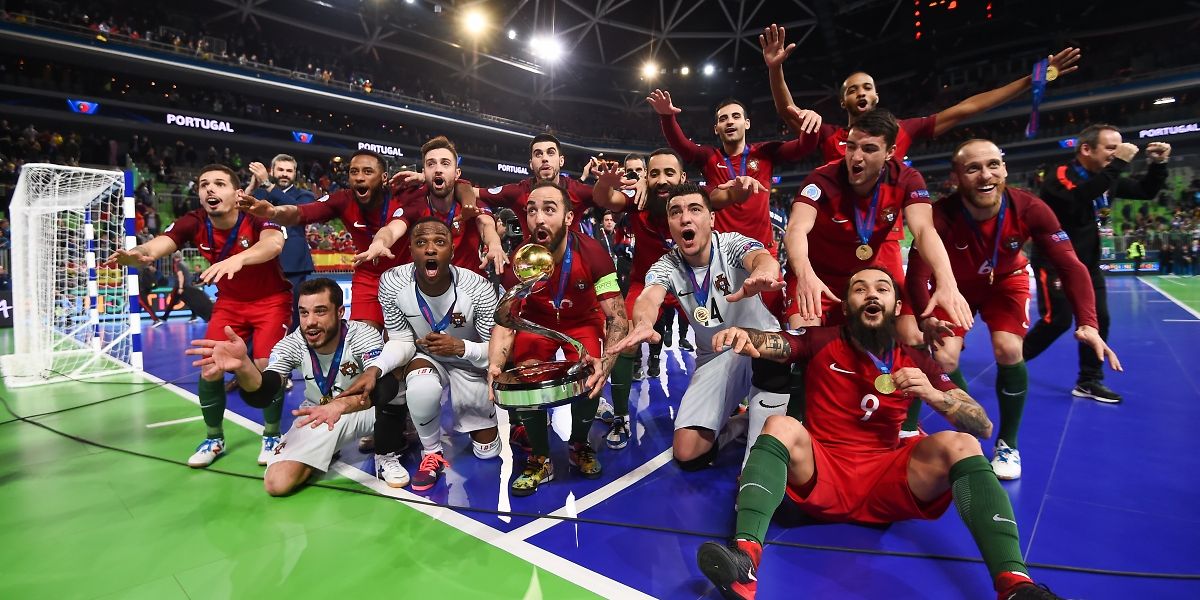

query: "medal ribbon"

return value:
[364, 192, 391, 236]
[722, 145, 750, 180]
[307, 322, 346, 400]
[681, 233, 717, 310]
[865, 343, 896, 377]
[1025, 58, 1049, 139]
[204, 212, 246, 262]
[552, 233, 574, 313]
[961, 192, 1008, 276]
[853, 175, 884, 246]
[427, 195, 457, 229]
[1071, 160, 1109, 218]
[415, 270, 458, 332]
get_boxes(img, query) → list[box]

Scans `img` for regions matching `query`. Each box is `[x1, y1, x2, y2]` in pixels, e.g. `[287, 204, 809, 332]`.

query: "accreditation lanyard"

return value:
[961, 193, 1008, 282]
[723, 145, 750, 180]
[205, 212, 246, 262]
[1071, 160, 1109, 215]
[364, 193, 392, 236]
[307, 323, 347, 401]
[415, 272, 458, 333]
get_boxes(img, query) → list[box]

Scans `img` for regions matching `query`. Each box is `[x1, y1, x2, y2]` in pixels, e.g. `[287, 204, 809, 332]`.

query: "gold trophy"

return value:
[491, 244, 595, 411]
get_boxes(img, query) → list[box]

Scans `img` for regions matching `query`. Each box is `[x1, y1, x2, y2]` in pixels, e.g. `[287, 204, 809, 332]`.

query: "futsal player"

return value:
[904, 139, 1121, 479]
[186, 278, 389, 496]
[486, 181, 626, 496]
[608, 182, 789, 470]
[697, 267, 1064, 600]
[109, 164, 291, 468]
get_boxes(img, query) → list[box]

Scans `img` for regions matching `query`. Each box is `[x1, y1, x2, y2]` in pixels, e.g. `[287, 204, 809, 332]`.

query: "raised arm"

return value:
[108, 234, 178, 266]
[354, 219, 409, 266]
[607, 283, 667, 356]
[933, 47, 1081, 136]
[760, 23, 822, 136]
[647, 89, 708, 164]
[591, 160, 630, 212]
[904, 203, 972, 329]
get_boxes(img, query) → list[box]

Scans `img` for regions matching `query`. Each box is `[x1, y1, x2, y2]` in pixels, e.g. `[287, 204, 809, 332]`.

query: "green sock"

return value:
[995, 362, 1028, 449]
[900, 397, 923, 432]
[610, 353, 635, 417]
[786, 365, 806, 421]
[948, 367, 969, 391]
[197, 377, 226, 439]
[519, 410, 551, 457]
[261, 386, 284, 437]
[734, 435, 791, 545]
[950, 455, 1028, 580]
[570, 394, 600, 445]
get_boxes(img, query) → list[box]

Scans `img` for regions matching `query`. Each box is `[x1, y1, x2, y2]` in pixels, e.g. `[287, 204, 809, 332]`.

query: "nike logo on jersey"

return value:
[992, 514, 1017, 526]
[419, 417, 438, 427]
[199, 245, 212, 251]
[955, 242, 969, 250]
[999, 388, 1025, 397]
[304, 376, 315, 381]
[353, 221, 366, 228]
[487, 412, 497, 419]
[832, 217, 849, 224]
[829, 363, 855, 374]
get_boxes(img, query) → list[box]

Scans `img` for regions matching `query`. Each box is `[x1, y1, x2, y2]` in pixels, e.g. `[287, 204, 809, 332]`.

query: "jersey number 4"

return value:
[860, 394, 880, 421]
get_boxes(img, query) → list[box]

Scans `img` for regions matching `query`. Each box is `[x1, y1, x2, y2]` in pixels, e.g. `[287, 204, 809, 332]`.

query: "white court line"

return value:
[1163, 319, 1200, 323]
[506, 447, 675, 541]
[145, 415, 204, 428]
[137, 372, 654, 600]
[1139, 278, 1200, 319]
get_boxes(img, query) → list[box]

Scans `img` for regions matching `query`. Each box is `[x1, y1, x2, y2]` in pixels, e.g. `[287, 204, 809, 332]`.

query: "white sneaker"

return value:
[898, 429, 921, 440]
[258, 435, 281, 466]
[991, 439, 1022, 480]
[376, 453, 411, 488]
[595, 397, 615, 424]
[285, 378, 294, 391]
[187, 438, 225, 468]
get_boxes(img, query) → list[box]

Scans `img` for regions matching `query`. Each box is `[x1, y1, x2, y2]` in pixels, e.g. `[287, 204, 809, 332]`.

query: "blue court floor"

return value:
[133, 275, 1200, 599]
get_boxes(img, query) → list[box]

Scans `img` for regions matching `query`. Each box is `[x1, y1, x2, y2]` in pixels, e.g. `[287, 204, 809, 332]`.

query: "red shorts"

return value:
[207, 291, 292, 360]
[785, 435, 952, 525]
[625, 280, 684, 326]
[512, 323, 604, 365]
[933, 270, 1031, 337]
[350, 270, 384, 325]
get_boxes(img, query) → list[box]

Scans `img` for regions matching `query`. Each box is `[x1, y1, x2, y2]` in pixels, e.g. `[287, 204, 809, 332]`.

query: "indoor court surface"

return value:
[2, 275, 1198, 599]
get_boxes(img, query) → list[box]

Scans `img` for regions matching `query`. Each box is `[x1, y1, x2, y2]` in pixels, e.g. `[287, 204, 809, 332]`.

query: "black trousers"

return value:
[1023, 262, 1110, 383]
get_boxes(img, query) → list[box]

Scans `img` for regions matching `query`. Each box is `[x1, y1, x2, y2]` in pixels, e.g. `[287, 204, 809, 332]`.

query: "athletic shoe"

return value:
[511, 455, 554, 496]
[648, 358, 661, 378]
[357, 436, 375, 453]
[509, 424, 532, 453]
[991, 439, 1022, 480]
[697, 540, 761, 600]
[997, 572, 1062, 600]
[663, 329, 674, 347]
[898, 429, 922, 440]
[605, 416, 630, 450]
[187, 437, 225, 468]
[680, 338, 695, 352]
[258, 435, 281, 466]
[411, 451, 449, 491]
[569, 442, 602, 479]
[633, 365, 646, 381]
[151, 320, 165, 329]
[375, 452, 410, 488]
[187, 316, 199, 323]
[595, 398, 615, 424]
[1072, 381, 1122, 403]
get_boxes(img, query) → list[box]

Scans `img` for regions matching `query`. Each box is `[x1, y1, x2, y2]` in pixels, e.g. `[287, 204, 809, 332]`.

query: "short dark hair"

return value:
[529, 179, 573, 212]
[667, 182, 710, 210]
[845, 266, 899, 299]
[421, 135, 458, 161]
[530, 134, 561, 154]
[622, 153, 646, 167]
[197, 164, 240, 188]
[715, 98, 748, 120]
[840, 71, 873, 97]
[849, 108, 899, 148]
[648, 148, 685, 170]
[299, 277, 343, 307]
[350, 149, 388, 171]
[410, 215, 453, 238]
[1077, 123, 1120, 153]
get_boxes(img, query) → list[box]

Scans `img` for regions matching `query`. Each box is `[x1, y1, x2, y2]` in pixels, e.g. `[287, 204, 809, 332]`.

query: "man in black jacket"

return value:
[1023, 124, 1170, 403]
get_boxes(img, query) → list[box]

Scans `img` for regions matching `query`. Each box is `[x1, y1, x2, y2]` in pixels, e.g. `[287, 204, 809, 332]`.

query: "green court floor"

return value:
[0, 368, 597, 599]
[1141, 275, 1200, 313]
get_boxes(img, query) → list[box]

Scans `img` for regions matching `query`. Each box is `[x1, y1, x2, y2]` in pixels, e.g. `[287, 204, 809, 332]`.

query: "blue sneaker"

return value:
[605, 416, 630, 450]
[258, 435, 281, 466]
[595, 398, 615, 424]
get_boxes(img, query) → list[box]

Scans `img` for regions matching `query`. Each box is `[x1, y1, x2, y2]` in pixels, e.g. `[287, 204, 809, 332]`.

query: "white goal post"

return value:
[1, 163, 143, 387]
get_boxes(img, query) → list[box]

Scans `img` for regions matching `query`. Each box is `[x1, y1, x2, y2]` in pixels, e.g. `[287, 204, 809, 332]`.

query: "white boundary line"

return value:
[137, 372, 654, 600]
[1163, 319, 1200, 323]
[1138, 277, 1200, 319]
[145, 415, 204, 428]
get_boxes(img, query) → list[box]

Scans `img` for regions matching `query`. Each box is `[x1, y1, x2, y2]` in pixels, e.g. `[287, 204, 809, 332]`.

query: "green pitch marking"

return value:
[1143, 275, 1200, 314]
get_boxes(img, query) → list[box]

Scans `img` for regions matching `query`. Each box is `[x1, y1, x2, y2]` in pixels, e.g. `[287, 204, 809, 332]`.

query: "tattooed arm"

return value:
[891, 367, 993, 438]
[486, 324, 516, 403]
[584, 295, 629, 398]
[710, 327, 795, 363]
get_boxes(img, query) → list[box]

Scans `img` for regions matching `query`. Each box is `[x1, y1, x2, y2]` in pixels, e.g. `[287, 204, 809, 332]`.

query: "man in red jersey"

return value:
[903, 139, 1120, 479]
[354, 136, 506, 278]
[695, 267, 1065, 600]
[647, 88, 821, 258]
[487, 181, 627, 496]
[783, 109, 972, 332]
[109, 164, 291, 468]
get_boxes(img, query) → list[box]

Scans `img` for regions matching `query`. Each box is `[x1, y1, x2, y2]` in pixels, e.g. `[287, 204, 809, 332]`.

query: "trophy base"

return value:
[492, 361, 594, 411]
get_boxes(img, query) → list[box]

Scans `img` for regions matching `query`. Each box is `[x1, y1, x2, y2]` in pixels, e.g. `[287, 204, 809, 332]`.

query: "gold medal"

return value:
[320, 395, 332, 405]
[856, 244, 873, 261]
[874, 374, 896, 394]
[693, 305, 710, 324]
[1045, 65, 1059, 82]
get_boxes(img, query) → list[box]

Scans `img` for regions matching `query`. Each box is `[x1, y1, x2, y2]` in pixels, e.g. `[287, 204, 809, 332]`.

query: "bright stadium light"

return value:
[1154, 96, 1176, 105]
[530, 35, 564, 63]
[462, 9, 487, 36]
[702, 63, 715, 76]
[680, 66, 690, 76]
[641, 62, 658, 79]
[508, 29, 518, 40]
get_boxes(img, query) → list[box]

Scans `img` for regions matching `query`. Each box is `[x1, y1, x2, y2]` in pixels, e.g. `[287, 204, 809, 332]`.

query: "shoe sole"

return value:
[382, 478, 410, 488]
[696, 542, 749, 600]
[570, 463, 603, 479]
[1070, 389, 1121, 403]
[606, 440, 629, 450]
[411, 480, 437, 492]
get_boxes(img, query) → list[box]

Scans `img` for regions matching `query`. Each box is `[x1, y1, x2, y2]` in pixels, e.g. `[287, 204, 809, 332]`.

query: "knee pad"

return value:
[472, 437, 501, 460]
[369, 370, 403, 407]
[751, 357, 791, 393]
[673, 443, 719, 472]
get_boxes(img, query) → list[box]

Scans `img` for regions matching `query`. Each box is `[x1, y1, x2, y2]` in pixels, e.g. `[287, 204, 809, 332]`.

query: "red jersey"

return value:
[392, 192, 492, 276]
[162, 209, 290, 302]
[793, 159, 930, 278]
[818, 115, 937, 241]
[624, 203, 675, 282]
[782, 327, 958, 451]
[660, 114, 819, 254]
[501, 233, 620, 327]
[906, 187, 1098, 329]
[297, 189, 407, 276]
[478, 175, 597, 235]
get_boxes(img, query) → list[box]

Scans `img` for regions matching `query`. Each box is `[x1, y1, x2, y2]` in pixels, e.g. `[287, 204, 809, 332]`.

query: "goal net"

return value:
[1, 164, 142, 387]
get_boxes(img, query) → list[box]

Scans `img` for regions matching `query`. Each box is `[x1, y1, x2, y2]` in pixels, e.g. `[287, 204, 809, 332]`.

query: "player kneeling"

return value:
[696, 267, 1063, 600]
[188, 278, 397, 496]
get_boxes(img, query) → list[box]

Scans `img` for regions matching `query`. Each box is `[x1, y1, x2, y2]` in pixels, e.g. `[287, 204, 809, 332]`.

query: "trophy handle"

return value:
[494, 274, 592, 368]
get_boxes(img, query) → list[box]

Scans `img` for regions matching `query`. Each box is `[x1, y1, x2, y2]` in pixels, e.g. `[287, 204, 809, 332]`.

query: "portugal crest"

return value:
[714, 273, 732, 295]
